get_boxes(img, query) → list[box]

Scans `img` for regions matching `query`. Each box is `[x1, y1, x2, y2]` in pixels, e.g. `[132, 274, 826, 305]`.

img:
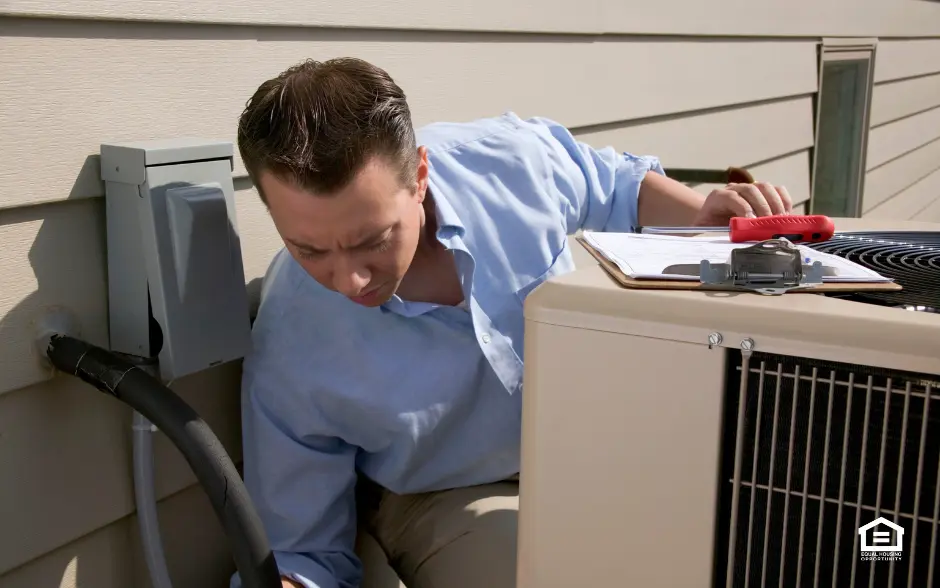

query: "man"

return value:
[232, 57, 793, 588]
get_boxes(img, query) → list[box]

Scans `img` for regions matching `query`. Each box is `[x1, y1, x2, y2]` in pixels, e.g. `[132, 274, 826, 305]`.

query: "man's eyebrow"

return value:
[347, 223, 396, 249]
[286, 238, 326, 253]
[286, 224, 395, 253]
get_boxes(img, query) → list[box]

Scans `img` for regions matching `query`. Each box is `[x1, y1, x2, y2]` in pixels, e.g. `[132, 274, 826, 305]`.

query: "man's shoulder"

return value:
[417, 112, 566, 156]
[416, 112, 520, 151]
[418, 113, 579, 224]
[253, 248, 304, 322]
[249, 249, 353, 351]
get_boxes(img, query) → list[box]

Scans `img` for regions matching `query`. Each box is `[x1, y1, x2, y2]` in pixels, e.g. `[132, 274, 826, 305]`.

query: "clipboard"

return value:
[576, 235, 902, 294]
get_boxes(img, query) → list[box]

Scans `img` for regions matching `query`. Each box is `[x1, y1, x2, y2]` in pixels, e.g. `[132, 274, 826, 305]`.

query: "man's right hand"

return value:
[281, 578, 304, 588]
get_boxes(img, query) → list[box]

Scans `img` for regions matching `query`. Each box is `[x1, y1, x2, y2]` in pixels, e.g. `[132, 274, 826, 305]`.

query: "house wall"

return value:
[1, 2, 939, 587]
[862, 42, 940, 220]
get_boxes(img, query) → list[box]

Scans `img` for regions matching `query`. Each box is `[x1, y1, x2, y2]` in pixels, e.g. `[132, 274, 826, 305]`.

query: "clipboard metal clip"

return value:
[699, 238, 824, 295]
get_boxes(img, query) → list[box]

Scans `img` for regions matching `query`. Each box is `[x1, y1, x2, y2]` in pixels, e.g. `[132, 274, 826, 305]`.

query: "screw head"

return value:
[741, 338, 755, 351]
[708, 332, 723, 346]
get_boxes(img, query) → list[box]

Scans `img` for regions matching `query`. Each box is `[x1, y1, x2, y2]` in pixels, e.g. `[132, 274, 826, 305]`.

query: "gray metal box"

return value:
[100, 139, 252, 382]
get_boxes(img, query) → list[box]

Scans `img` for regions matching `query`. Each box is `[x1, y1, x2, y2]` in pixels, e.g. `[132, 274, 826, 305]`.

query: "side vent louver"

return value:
[716, 351, 940, 588]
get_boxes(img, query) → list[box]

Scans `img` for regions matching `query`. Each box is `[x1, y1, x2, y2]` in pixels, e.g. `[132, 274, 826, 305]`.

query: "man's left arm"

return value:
[635, 171, 706, 227]
[637, 169, 795, 227]
[517, 115, 791, 233]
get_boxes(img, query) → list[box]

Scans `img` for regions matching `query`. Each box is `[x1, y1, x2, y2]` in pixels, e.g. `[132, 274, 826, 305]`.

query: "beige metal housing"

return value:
[518, 217, 940, 587]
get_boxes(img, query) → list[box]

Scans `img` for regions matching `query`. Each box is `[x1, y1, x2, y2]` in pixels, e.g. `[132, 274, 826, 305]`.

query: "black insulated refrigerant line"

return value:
[44, 334, 282, 588]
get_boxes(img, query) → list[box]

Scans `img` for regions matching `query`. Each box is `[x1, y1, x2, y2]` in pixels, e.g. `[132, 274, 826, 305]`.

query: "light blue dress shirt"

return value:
[232, 112, 663, 588]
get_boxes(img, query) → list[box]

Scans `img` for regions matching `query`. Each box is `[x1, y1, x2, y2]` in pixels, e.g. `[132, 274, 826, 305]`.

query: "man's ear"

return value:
[415, 146, 429, 202]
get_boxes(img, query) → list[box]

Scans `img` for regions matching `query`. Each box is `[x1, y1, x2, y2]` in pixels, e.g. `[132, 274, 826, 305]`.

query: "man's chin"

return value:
[352, 296, 387, 308]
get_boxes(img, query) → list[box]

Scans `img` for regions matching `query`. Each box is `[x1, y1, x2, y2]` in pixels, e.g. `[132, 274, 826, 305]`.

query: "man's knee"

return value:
[409, 502, 518, 588]
[356, 530, 408, 588]
[387, 482, 520, 588]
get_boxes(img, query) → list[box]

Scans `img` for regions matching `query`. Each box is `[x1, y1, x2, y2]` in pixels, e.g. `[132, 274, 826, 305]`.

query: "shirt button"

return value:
[481, 333, 491, 344]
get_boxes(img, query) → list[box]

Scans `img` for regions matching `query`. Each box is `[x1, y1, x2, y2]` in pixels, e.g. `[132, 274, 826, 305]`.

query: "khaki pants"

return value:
[355, 476, 520, 588]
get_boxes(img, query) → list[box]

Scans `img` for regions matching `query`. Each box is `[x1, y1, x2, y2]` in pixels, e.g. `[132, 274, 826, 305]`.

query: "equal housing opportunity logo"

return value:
[858, 517, 904, 562]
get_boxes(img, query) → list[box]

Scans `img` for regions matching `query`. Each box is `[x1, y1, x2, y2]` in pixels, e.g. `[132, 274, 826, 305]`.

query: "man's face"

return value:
[260, 149, 429, 307]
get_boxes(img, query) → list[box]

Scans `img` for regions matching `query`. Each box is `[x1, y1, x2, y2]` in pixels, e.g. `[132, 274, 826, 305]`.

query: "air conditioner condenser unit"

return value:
[517, 218, 940, 588]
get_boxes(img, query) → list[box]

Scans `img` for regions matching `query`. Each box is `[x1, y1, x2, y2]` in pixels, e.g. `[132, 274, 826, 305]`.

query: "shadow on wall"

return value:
[68, 155, 107, 200]
[0, 190, 265, 586]
[0, 198, 107, 394]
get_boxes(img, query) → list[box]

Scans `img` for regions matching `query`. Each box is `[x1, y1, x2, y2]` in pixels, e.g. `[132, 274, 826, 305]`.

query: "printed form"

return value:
[580, 232, 891, 283]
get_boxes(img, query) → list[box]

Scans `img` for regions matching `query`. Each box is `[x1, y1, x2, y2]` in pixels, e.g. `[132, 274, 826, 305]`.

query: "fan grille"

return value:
[804, 231, 940, 312]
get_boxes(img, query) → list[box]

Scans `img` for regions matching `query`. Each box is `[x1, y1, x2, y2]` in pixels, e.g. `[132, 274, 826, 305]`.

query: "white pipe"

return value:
[133, 409, 174, 588]
[34, 309, 173, 587]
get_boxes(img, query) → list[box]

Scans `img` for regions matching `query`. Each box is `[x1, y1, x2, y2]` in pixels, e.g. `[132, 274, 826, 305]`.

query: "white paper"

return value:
[581, 231, 891, 283]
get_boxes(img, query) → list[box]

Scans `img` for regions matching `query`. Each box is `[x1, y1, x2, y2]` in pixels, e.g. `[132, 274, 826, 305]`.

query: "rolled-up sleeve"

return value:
[518, 115, 664, 234]
[230, 350, 361, 588]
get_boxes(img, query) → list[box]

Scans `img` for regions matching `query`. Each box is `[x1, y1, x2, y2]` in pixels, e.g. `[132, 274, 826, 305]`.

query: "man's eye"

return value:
[369, 239, 391, 253]
[297, 249, 324, 260]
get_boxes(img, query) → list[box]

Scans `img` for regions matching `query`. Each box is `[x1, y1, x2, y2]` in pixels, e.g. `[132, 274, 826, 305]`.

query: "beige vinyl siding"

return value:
[1, 3, 939, 587]
[916, 188, 940, 222]
[866, 105, 940, 170]
[866, 167, 940, 221]
[601, 1, 940, 37]
[862, 39, 940, 220]
[0, 0, 600, 32]
[869, 72, 940, 127]
[1, 484, 235, 588]
[573, 96, 815, 171]
[5, 0, 940, 37]
[863, 137, 940, 213]
[0, 17, 818, 210]
[873, 38, 940, 83]
[0, 358, 247, 578]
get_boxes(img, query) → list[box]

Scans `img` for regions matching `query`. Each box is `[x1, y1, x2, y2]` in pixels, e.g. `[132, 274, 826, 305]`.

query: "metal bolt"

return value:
[741, 338, 755, 351]
[707, 332, 723, 347]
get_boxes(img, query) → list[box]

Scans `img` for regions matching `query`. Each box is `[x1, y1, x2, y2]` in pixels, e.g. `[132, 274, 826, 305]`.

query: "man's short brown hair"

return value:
[237, 58, 418, 202]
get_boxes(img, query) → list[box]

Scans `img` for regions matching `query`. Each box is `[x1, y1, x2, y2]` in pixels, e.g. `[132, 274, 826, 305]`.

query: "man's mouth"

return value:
[350, 284, 383, 305]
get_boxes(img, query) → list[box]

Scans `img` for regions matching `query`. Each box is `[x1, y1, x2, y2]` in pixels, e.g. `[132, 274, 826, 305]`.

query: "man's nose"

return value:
[332, 257, 371, 296]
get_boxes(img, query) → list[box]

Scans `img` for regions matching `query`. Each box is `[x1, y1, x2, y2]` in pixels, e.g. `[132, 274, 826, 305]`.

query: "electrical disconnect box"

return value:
[100, 139, 252, 382]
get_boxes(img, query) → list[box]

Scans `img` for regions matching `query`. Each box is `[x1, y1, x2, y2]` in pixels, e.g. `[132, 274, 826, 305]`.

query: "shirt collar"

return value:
[427, 173, 465, 249]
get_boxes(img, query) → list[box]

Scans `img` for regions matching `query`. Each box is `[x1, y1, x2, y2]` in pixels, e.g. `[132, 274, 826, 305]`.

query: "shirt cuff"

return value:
[230, 551, 342, 588]
[284, 572, 321, 588]
[622, 152, 665, 233]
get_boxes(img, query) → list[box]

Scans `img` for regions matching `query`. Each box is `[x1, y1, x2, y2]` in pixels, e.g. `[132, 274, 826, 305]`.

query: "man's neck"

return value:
[395, 195, 464, 306]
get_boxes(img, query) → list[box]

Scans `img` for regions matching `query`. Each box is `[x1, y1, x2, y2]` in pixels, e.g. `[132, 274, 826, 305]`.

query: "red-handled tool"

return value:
[636, 214, 836, 243]
[727, 214, 835, 243]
